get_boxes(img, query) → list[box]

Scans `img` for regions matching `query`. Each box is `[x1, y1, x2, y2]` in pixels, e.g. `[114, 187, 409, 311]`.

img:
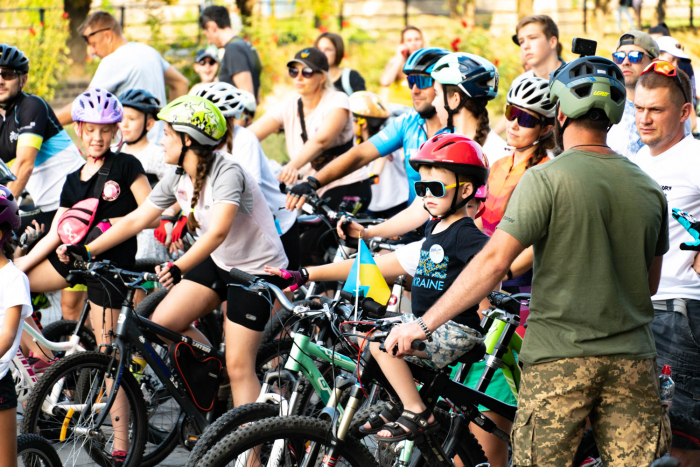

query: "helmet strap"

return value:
[423, 172, 474, 220]
[176, 133, 188, 175]
[126, 114, 150, 145]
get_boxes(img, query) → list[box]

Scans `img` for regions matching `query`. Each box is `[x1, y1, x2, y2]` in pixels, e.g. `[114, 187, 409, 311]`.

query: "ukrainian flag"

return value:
[342, 239, 391, 305]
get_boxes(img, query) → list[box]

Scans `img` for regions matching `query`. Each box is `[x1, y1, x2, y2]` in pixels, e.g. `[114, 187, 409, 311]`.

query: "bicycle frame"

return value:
[480, 314, 522, 400]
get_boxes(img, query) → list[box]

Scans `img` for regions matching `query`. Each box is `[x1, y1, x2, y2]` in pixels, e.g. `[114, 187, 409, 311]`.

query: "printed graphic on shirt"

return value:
[102, 181, 121, 201]
[414, 249, 448, 290]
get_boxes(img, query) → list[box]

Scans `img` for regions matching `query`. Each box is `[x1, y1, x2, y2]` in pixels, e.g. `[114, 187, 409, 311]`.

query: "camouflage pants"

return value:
[511, 356, 670, 467]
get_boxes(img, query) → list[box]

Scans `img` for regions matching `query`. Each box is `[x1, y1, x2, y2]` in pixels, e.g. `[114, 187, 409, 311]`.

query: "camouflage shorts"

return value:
[400, 312, 483, 368]
[511, 356, 671, 467]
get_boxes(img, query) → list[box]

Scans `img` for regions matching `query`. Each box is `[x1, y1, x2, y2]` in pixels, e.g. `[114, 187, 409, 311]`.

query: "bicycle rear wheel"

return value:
[199, 416, 379, 467]
[669, 412, 700, 467]
[42, 319, 97, 355]
[21, 351, 147, 467]
[17, 433, 62, 467]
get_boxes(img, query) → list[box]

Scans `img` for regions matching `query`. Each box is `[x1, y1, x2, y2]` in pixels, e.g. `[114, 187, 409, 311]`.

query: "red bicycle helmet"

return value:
[409, 133, 489, 186]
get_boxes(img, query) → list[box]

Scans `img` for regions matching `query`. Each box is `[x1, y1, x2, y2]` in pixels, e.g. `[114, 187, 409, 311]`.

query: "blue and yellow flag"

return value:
[342, 239, 391, 305]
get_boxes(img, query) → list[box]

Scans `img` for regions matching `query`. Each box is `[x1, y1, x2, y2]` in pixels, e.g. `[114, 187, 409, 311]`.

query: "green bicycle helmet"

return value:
[548, 56, 626, 125]
[158, 95, 226, 174]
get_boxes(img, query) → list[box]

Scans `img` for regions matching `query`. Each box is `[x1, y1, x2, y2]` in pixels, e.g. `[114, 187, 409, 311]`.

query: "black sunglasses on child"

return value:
[288, 67, 315, 79]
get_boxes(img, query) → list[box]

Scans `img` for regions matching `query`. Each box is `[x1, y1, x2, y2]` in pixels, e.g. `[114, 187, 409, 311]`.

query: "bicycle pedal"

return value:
[184, 436, 198, 448]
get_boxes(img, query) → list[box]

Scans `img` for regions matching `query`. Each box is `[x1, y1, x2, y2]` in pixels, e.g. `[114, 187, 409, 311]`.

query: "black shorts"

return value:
[183, 256, 290, 332]
[48, 252, 130, 309]
[280, 220, 301, 270]
[0, 371, 18, 410]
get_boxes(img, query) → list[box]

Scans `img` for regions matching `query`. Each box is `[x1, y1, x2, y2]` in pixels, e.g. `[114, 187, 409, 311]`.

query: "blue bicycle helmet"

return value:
[0, 44, 29, 74]
[403, 48, 450, 76]
[118, 89, 161, 116]
[430, 52, 499, 101]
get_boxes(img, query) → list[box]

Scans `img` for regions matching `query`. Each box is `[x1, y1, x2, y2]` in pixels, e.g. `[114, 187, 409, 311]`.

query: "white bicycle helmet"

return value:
[506, 77, 556, 119]
[191, 82, 256, 119]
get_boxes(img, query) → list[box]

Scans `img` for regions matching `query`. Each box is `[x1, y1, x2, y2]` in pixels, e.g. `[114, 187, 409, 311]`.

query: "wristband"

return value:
[307, 176, 321, 190]
[84, 245, 92, 261]
[417, 317, 433, 342]
[278, 267, 310, 292]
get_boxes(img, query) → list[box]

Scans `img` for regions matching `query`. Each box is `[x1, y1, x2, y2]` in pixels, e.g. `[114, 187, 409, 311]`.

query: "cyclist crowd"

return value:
[0, 5, 699, 467]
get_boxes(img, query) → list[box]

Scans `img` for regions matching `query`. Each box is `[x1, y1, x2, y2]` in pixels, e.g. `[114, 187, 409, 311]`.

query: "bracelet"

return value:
[84, 245, 92, 261]
[307, 176, 321, 190]
[417, 317, 433, 342]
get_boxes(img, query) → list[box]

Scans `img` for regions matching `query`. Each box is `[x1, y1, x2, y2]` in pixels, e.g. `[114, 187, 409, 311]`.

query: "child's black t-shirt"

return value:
[410, 217, 489, 331]
[60, 151, 145, 265]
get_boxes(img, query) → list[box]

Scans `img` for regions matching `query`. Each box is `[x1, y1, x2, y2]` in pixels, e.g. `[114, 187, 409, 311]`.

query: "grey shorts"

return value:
[400, 312, 483, 368]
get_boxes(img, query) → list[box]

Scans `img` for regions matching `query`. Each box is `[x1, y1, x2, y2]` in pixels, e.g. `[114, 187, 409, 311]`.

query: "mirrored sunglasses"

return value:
[505, 104, 543, 129]
[414, 180, 466, 198]
[612, 50, 650, 65]
[407, 74, 434, 90]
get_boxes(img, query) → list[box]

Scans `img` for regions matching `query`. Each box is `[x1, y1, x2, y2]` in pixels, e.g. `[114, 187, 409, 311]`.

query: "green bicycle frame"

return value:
[481, 318, 523, 400]
[285, 332, 358, 409]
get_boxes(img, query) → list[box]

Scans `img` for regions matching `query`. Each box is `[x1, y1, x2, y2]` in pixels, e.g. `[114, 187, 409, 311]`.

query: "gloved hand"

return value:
[278, 268, 310, 292]
[65, 244, 90, 262]
[289, 181, 316, 198]
[672, 208, 700, 250]
[154, 214, 179, 244]
[170, 215, 188, 244]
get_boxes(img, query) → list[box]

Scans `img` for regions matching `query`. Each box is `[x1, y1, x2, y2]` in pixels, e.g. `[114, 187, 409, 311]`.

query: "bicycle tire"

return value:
[17, 433, 63, 467]
[198, 415, 380, 467]
[350, 404, 488, 467]
[21, 351, 148, 467]
[134, 287, 169, 318]
[669, 411, 700, 466]
[185, 402, 282, 467]
[42, 319, 97, 355]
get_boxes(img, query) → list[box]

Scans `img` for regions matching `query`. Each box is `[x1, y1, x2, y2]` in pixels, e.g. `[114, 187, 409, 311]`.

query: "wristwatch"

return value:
[417, 317, 433, 342]
[307, 176, 321, 190]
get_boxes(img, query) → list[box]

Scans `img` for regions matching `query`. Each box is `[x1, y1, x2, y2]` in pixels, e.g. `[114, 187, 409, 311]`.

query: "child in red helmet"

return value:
[266, 133, 491, 441]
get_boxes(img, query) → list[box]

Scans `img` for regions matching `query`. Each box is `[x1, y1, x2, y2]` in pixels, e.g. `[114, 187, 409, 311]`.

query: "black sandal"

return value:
[358, 401, 403, 435]
[375, 408, 440, 443]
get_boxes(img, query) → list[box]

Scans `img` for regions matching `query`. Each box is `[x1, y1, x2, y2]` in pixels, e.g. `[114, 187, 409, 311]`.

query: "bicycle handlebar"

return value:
[279, 183, 341, 222]
[70, 260, 159, 287]
[228, 268, 296, 312]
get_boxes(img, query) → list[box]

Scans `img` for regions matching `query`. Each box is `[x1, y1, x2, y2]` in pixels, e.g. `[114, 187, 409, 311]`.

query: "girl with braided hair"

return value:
[58, 95, 288, 417]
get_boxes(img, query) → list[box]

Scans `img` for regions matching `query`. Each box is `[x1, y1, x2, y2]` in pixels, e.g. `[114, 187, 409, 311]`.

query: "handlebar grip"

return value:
[229, 268, 259, 286]
[379, 340, 426, 355]
[144, 273, 159, 282]
[74, 260, 89, 270]
[362, 297, 386, 318]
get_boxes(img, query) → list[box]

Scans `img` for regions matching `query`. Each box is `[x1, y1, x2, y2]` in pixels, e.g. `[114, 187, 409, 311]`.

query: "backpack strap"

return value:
[92, 154, 116, 199]
[341, 68, 353, 96]
[297, 98, 308, 143]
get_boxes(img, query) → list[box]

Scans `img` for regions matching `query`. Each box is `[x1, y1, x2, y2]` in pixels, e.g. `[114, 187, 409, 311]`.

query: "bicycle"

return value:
[17, 433, 62, 467]
[20, 260, 227, 467]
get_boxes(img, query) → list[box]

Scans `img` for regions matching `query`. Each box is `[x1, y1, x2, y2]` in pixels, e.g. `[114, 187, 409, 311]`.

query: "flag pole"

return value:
[354, 231, 361, 321]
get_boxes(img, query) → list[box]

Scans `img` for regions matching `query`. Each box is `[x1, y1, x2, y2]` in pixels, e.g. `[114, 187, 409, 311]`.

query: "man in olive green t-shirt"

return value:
[386, 56, 671, 466]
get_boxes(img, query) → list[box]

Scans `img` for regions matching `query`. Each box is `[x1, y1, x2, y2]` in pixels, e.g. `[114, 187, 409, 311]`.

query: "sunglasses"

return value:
[612, 50, 651, 65]
[0, 69, 20, 81]
[82, 27, 111, 43]
[414, 180, 466, 198]
[288, 67, 315, 79]
[198, 59, 218, 66]
[505, 104, 543, 129]
[641, 60, 690, 104]
[407, 74, 434, 90]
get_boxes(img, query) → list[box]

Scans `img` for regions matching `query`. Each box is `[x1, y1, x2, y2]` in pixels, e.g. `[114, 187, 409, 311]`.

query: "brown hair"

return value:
[78, 11, 121, 36]
[315, 32, 345, 67]
[401, 26, 423, 44]
[515, 15, 562, 58]
[637, 66, 692, 109]
[186, 149, 215, 231]
[444, 84, 490, 147]
[220, 117, 236, 154]
[526, 117, 557, 169]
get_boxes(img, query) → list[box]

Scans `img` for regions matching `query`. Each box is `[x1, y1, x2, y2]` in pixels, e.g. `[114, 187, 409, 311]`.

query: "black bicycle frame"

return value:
[91, 289, 225, 433]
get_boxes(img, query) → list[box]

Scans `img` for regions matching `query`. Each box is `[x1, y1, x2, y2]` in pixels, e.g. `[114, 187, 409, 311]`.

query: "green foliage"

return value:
[2, 0, 71, 101]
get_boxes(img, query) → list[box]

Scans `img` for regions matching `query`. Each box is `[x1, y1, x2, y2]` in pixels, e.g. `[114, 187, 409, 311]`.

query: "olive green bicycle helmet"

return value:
[548, 56, 626, 125]
[158, 95, 226, 174]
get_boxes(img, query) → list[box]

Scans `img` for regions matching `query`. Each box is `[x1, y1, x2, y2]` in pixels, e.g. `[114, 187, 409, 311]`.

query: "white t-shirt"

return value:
[220, 126, 296, 234]
[148, 155, 288, 274]
[0, 262, 32, 379]
[120, 142, 167, 181]
[395, 239, 425, 277]
[268, 89, 368, 194]
[483, 130, 510, 166]
[369, 149, 409, 213]
[629, 134, 700, 300]
[90, 42, 170, 144]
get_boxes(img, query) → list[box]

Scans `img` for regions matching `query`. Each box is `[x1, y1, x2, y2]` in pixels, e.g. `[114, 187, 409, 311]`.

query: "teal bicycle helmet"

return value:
[403, 48, 450, 76]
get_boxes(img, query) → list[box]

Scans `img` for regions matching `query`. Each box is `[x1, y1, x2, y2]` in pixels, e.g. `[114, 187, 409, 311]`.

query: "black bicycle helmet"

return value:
[118, 89, 161, 116]
[0, 44, 29, 74]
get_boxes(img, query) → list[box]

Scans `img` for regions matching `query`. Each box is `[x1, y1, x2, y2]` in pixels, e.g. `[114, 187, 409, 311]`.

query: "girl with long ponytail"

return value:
[58, 95, 289, 415]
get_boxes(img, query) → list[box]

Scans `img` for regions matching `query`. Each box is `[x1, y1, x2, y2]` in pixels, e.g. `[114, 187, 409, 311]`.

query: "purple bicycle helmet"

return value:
[0, 185, 20, 247]
[71, 88, 123, 124]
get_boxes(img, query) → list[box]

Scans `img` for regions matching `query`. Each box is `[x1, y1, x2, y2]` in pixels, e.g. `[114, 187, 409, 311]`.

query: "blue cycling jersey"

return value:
[368, 110, 447, 205]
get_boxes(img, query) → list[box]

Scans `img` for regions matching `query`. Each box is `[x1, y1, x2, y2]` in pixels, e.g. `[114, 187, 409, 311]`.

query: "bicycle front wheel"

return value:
[17, 433, 62, 467]
[199, 416, 379, 467]
[21, 351, 147, 467]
